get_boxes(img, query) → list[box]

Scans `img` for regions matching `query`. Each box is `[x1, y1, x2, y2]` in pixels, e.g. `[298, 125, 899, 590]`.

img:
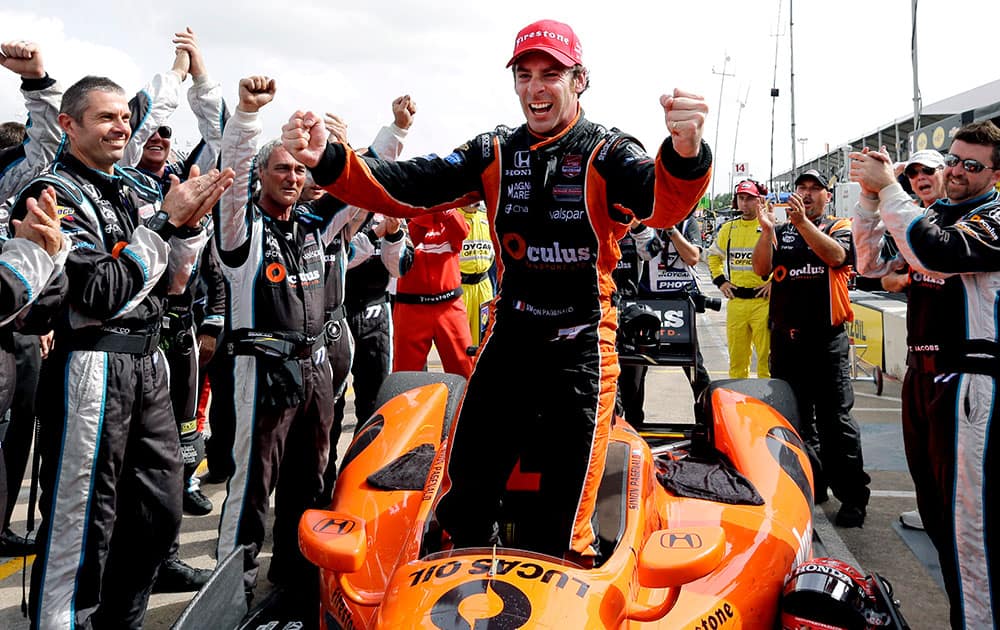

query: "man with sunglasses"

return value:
[872, 151, 946, 297]
[850, 121, 1000, 629]
[877, 150, 945, 533]
[126, 27, 232, 595]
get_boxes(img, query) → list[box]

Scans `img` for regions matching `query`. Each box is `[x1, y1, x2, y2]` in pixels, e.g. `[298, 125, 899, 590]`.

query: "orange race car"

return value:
[295, 296, 910, 630]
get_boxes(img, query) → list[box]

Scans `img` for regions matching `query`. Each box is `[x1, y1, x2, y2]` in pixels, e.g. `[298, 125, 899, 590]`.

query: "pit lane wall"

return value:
[847, 291, 907, 379]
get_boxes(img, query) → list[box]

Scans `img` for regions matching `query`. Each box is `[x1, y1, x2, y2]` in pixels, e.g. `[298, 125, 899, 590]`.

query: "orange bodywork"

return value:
[300, 382, 814, 629]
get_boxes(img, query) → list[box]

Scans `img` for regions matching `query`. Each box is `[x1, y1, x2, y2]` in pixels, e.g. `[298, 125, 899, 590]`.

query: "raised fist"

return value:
[238, 75, 276, 113]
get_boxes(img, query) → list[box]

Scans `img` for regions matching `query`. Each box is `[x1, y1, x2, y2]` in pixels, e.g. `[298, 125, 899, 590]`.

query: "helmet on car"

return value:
[780, 558, 875, 630]
[618, 303, 661, 354]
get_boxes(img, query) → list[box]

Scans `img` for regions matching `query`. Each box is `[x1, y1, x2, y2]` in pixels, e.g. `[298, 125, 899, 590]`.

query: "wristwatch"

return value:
[145, 210, 177, 240]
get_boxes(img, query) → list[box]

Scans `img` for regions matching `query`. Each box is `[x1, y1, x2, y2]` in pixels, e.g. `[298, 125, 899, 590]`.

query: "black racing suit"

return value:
[214, 109, 343, 593]
[335, 215, 411, 437]
[310, 111, 711, 559]
[0, 228, 71, 529]
[13, 152, 207, 629]
[767, 215, 870, 511]
[137, 86, 228, 496]
[854, 186, 1000, 628]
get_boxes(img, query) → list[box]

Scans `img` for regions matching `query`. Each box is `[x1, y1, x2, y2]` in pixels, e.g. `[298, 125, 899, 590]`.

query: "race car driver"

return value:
[280, 18, 711, 563]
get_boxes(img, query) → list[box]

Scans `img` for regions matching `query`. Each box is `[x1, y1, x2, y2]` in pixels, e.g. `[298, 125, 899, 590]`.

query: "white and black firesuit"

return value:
[136, 77, 228, 505]
[214, 109, 357, 593]
[310, 111, 711, 559]
[0, 71, 65, 551]
[13, 152, 208, 630]
[619, 218, 711, 424]
[854, 185, 1000, 628]
[0, 232, 70, 416]
[0, 74, 63, 221]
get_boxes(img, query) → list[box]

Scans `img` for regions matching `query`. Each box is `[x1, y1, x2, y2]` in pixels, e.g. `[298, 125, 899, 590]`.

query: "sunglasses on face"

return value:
[905, 165, 939, 178]
[155, 126, 172, 139]
[944, 153, 995, 174]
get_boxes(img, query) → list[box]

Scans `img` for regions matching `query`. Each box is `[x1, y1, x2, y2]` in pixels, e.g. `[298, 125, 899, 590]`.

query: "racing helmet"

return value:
[780, 558, 875, 630]
[618, 303, 661, 354]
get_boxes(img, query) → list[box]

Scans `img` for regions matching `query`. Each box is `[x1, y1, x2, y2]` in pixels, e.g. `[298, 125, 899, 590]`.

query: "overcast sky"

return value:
[1, 1, 997, 197]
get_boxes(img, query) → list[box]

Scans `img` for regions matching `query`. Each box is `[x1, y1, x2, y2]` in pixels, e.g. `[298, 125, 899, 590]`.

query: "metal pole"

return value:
[732, 84, 750, 193]
[789, 0, 797, 176]
[769, 0, 784, 191]
[911, 0, 921, 133]
[711, 54, 734, 212]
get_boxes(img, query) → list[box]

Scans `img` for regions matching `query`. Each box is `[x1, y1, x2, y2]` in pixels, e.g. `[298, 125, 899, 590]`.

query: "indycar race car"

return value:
[293, 295, 909, 629]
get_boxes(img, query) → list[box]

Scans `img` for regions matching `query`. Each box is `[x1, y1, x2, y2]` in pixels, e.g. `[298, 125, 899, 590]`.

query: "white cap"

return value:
[905, 149, 945, 170]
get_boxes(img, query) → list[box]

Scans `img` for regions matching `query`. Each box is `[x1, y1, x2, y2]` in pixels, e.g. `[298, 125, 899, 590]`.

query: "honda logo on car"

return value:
[660, 532, 702, 549]
[313, 517, 356, 535]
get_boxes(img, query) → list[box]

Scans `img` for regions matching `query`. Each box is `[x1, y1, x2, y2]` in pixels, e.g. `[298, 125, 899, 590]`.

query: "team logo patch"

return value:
[552, 185, 583, 202]
[502, 233, 527, 260]
[514, 151, 530, 169]
[561, 155, 582, 177]
[266, 262, 287, 283]
[56, 205, 75, 220]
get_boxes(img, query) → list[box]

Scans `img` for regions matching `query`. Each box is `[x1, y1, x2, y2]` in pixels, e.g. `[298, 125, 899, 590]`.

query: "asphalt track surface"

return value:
[0, 261, 951, 628]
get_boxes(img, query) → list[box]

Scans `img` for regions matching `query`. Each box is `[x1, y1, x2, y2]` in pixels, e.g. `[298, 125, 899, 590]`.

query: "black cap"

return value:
[794, 169, 829, 190]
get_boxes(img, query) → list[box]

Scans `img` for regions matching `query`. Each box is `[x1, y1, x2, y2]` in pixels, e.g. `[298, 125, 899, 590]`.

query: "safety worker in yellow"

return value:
[707, 179, 771, 378]
[458, 202, 495, 347]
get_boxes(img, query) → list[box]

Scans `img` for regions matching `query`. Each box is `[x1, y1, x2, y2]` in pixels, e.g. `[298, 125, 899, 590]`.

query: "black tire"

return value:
[372, 371, 468, 440]
[707, 378, 801, 433]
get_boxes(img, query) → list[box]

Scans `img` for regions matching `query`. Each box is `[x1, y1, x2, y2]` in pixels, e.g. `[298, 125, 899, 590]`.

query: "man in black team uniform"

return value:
[129, 27, 230, 594]
[11, 74, 232, 630]
[851, 122, 1000, 628]
[336, 211, 409, 436]
[0, 187, 70, 529]
[752, 169, 870, 528]
[215, 76, 359, 605]
[281, 19, 711, 563]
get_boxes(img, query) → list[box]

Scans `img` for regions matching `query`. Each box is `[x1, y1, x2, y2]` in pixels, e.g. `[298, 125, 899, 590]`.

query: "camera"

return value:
[161, 310, 195, 356]
[691, 292, 722, 313]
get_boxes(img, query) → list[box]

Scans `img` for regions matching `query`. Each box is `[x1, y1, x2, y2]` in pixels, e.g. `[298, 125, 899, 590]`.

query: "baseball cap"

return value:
[506, 19, 583, 68]
[904, 149, 945, 170]
[735, 180, 762, 197]
[794, 169, 830, 190]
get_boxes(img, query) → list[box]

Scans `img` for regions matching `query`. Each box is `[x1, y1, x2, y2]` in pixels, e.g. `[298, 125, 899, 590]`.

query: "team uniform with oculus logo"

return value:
[767, 214, 870, 515]
[308, 109, 711, 560]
